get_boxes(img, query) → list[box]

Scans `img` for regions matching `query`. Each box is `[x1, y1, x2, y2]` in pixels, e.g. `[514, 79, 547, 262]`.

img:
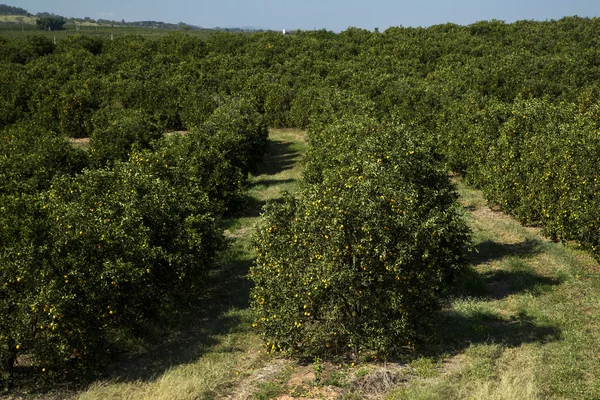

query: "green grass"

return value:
[222, 128, 308, 236]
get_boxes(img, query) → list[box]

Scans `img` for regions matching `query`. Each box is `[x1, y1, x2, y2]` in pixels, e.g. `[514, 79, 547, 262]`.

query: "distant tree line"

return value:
[0, 4, 28, 15]
[70, 16, 202, 30]
[36, 15, 66, 31]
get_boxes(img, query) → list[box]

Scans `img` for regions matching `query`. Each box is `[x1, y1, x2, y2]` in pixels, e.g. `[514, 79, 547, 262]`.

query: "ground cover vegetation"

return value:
[2, 16, 600, 397]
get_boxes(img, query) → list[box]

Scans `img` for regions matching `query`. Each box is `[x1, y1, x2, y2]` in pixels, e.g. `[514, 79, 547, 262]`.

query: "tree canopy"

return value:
[36, 15, 66, 31]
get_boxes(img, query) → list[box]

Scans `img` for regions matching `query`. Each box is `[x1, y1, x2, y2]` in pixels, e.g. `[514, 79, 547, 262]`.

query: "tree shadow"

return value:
[451, 264, 562, 301]
[412, 235, 564, 359]
[103, 252, 255, 383]
[256, 139, 302, 176]
[417, 309, 560, 358]
[468, 237, 543, 265]
[480, 269, 562, 300]
[104, 310, 243, 383]
[225, 194, 268, 222]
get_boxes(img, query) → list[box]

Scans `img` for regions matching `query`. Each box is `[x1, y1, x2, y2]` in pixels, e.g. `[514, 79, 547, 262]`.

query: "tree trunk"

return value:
[1, 337, 16, 389]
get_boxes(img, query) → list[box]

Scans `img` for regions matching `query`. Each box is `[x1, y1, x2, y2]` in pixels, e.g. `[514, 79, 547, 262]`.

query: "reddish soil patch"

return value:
[68, 137, 90, 149]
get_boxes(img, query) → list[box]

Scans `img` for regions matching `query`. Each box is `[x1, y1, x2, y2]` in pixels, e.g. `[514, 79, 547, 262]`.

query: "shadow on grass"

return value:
[451, 264, 562, 301]
[224, 194, 268, 225]
[468, 237, 543, 265]
[412, 236, 563, 359]
[480, 269, 562, 300]
[226, 137, 302, 223]
[103, 249, 255, 383]
[418, 309, 560, 358]
[256, 139, 302, 176]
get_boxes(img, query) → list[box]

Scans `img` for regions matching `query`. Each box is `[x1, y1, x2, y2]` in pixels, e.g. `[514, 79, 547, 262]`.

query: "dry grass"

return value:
[0, 15, 36, 24]
[79, 312, 267, 400]
[68, 137, 90, 149]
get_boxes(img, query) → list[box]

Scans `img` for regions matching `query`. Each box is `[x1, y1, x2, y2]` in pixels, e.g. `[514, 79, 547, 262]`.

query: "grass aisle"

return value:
[78, 128, 308, 400]
[389, 181, 600, 399]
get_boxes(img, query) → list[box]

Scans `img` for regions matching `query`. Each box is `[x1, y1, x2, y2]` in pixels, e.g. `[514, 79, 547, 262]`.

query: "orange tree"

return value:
[134, 96, 268, 216]
[250, 120, 470, 358]
[0, 160, 224, 384]
[88, 107, 163, 167]
[0, 122, 86, 385]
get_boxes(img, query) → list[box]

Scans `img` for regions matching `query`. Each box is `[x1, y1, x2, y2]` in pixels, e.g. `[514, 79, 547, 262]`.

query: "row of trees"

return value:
[1, 93, 267, 384]
[3, 15, 600, 382]
[0, 5, 198, 30]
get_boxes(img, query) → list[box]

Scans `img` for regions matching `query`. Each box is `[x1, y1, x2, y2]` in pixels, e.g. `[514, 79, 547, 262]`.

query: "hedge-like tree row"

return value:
[442, 97, 600, 254]
[1, 99, 267, 384]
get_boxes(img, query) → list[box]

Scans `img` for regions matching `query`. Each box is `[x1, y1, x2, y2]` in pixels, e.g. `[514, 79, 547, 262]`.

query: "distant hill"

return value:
[0, 15, 35, 24]
[0, 3, 266, 32]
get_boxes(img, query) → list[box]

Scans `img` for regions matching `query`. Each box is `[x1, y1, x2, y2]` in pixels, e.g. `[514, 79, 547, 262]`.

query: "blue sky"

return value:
[15, 0, 600, 31]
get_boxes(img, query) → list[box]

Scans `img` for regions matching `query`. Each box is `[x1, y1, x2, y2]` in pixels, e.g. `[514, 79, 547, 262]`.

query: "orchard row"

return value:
[2, 16, 600, 380]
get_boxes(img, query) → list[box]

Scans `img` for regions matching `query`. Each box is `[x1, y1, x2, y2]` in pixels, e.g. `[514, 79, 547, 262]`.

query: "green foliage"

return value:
[24, 35, 55, 58]
[302, 115, 380, 185]
[479, 99, 574, 222]
[88, 108, 163, 167]
[157, 32, 207, 60]
[0, 4, 28, 15]
[0, 161, 224, 380]
[262, 82, 295, 128]
[0, 63, 29, 127]
[250, 121, 470, 358]
[57, 80, 99, 138]
[441, 96, 511, 186]
[55, 34, 103, 55]
[134, 132, 246, 216]
[178, 90, 219, 130]
[36, 15, 66, 31]
[137, 97, 268, 215]
[0, 192, 48, 386]
[0, 121, 88, 195]
[0, 34, 54, 64]
[4, 17, 600, 384]
[475, 99, 600, 259]
[289, 87, 376, 131]
[202, 96, 269, 176]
